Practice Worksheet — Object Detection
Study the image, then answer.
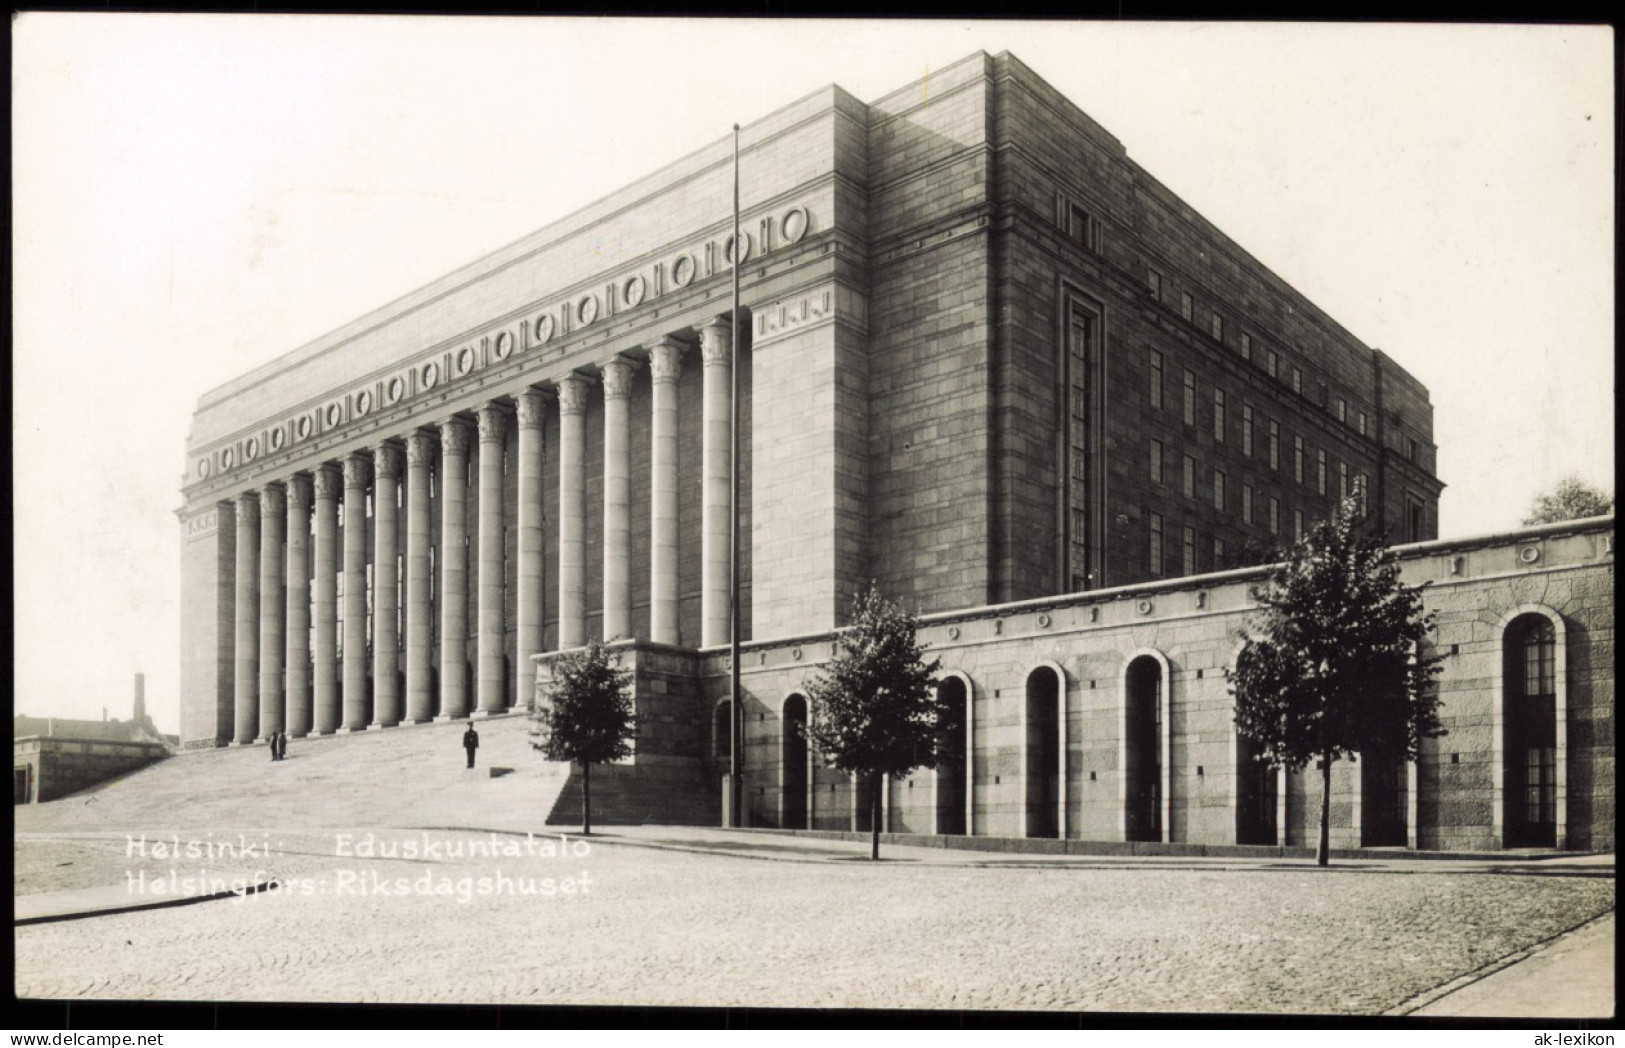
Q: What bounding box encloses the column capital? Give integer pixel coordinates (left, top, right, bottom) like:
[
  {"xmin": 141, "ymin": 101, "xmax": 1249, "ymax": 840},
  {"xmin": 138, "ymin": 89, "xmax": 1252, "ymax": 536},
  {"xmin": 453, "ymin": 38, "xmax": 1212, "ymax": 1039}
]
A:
[
  {"xmin": 557, "ymin": 374, "xmax": 591, "ymax": 416},
  {"xmin": 260, "ymin": 482, "xmax": 286, "ymax": 517},
  {"xmin": 342, "ymin": 452, "xmax": 371, "ymax": 490},
  {"xmin": 649, "ymin": 338, "xmax": 686, "ymax": 384},
  {"xmin": 405, "ymin": 429, "xmax": 437, "ymax": 467},
  {"xmin": 312, "ymin": 464, "xmax": 342, "ymax": 500},
  {"xmin": 601, "ymin": 358, "xmax": 636, "ymax": 400},
  {"xmin": 699, "ymin": 317, "xmax": 733, "ymax": 367},
  {"xmin": 374, "ymin": 443, "xmax": 404, "ymax": 481},
  {"xmin": 235, "ymin": 490, "xmax": 260, "ymax": 523},
  {"xmin": 286, "ymin": 473, "xmax": 313, "ymax": 511},
  {"xmin": 476, "ymin": 401, "xmax": 507, "ymax": 445},
  {"xmin": 438, "ymin": 417, "xmax": 472, "ymax": 456},
  {"xmin": 513, "ymin": 386, "xmax": 548, "ymax": 428}
]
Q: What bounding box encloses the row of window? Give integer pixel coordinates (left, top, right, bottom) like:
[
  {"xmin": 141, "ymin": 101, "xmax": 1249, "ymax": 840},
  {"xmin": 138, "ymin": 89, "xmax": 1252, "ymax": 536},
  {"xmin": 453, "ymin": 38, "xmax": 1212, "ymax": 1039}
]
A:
[
  {"xmin": 1145, "ymin": 270, "xmax": 1373, "ymax": 441},
  {"xmin": 1148, "ymin": 440, "xmax": 1369, "ymax": 516},
  {"xmin": 1147, "ymin": 495, "xmax": 1331, "ymax": 578}
]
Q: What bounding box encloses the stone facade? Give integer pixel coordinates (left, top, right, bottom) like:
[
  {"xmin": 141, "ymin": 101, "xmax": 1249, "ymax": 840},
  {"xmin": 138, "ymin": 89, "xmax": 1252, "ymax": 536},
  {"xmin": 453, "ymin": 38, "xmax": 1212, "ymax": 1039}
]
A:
[{"xmin": 178, "ymin": 51, "xmax": 1520, "ymax": 843}]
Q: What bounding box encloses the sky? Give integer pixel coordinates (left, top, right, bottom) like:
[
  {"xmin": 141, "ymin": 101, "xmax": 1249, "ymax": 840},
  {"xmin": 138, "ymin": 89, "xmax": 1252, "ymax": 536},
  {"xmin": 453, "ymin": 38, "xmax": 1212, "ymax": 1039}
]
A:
[{"xmin": 12, "ymin": 16, "xmax": 1614, "ymax": 735}]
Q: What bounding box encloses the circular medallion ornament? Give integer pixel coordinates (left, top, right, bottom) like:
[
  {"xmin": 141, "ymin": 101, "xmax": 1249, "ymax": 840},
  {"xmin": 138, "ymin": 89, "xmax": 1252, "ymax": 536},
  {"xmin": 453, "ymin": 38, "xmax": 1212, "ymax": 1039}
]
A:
[
  {"xmin": 1519, "ymin": 545, "xmax": 1541, "ymax": 565},
  {"xmin": 577, "ymin": 294, "xmax": 599, "ymax": 327},
  {"xmin": 622, "ymin": 274, "xmax": 646, "ymax": 308},
  {"xmin": 791, "ymin": 647, "xmax": 802, "ymax": 661},
  {"xmin": 671, "ymin": 254, "xmax": 695, "ymax": 289},
  {"xmin": 782, "ymin": 205, "xmax": 809, "ymax": 244},
  {"xmin": 1137, "ymin": 599, "xmax": 1154, "ymax": 616},
  {"xmin": 534, "ymin": 313, "xmax": 555, "ymax": 345},
  {"xmin": 1036, "ymin": 613, "xmax": 1051, "ymax": 628},
  {"xmin": 947, "ymin": 626, "xmax": 960, "ymax": 640},
  {"xmin": 354, "ymin": 390, "xmax": 372, "ymax": 417},
  {"xmin": 493, "ymin": 330, "xmax": 514, "ymax": 361},
  {"xmin": 326, "ymin": 403, "xmax": 343, "ymax": 428},
  {"xmin": 269, "ymin": 428, "xmax": 285, "ymax": 451},
  {"xmin": 296, "ymin": 415, "xmax": 313, "ymax": 440},
  {"xmin": 421, "ymin": 361, "xmax": 439, "ymax": 389},
  {"xmin": 221, "ymin": 446, "xmax": 236, "ymax": 470},
  {"xmin": 456, "ymin": 347, "xmax": 476, "ymax": 376},
  {"xmin": 244, "ymin": 436, "xmax": 260, "ymax": 462},
  {"xmin": 724, "ymin": 232, "xmax": 753, "ymax": 265},
  {"xmin": 197, "ymin": 457, "xmax": 211, "ymax": 479},
  {"xmin": 387, "ymin": 376, "xmax": 406, "ymax": 404}
]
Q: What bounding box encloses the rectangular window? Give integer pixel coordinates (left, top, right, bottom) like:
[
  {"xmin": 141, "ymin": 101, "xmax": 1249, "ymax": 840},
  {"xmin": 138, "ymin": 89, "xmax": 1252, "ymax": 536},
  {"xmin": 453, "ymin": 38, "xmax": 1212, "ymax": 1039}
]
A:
[
  {"xmin": 1182, "ymin": 455, "xmax": 1195, "ymax": 499},
  {"xmin": 1149, "ymin": 350, "xmax": 1164, "ymax": 410},
  {"xmin": 1213, "ymin": 389, "xmax": 1226, "ymax": 443},
  {"xmin": 1150, "ymin": 440, "xmax": 1164, "ymax": 485},
  {"xmin": 1243, "ymin": 404, "xmax": 1255, "ymax": 457},
  {"xmin": 1355, "ymin": 473, "xmax": 1370, "ymax": 516},
  {"xmin": 1294, "ymin": 509, "xmax": 1305, "ymax": 541},
  {"xmin": 1182, "ymin": 369, "xmax": 1195, "ymax": 425},
  {"xmin": 1069, "ymin": 203, "xmax": 1094, "ymax": 248},
  {"xmin": 1407, "ymin": 498, "xmax": 1424, "ymax": 542},
  {"xmin": 1181, "ymin": 291, "xmax": 1194, "ymax": 322},
  {"xmin": 1149, "ymin": 513, "xmax": 1164, "ymax": 576},
  {"xmin": 1409, "ymin": 437, "xmax": 1421, "ymax": 464},
  {"xmin": 1339, "ymin": 461, "xmax": 1349, "ymax": 500},
  {"xmin": 1241, "ymin": 332, "xmax": 1253, "ymax": 362},
  {"xmin": 1213, "ymin": 469, "xmax": 1226, "ymax": 513},
  {"xmin": 1269, "ymin": 497, "xmax": 1280, "ymax": 536},
  {"xmin": 1243, "ymin": 484, "xmax": 1255, "ymax": 525},
  {"xmin": 1358, "ymin": 411, "xmax": 1369, "ymax": 438},
  {"xmin": 1213, "ymin": 536, "xmax": 1226, "ymax": 568},
  {"xmin": 1210, "ymin": 311, "xmax": 1224, "ymax": 341},
  {"xmin": 1293, "ymin": 435, "xmax": 1304, "ymax": 484},
  {"xmin": 1182, "ymin": 526, "xmax": 1196, "ymax": 577},
  {"xmin": 1147, "ymin": 267, "xmax": 1163, "ymax": 301},
  {"xmin": 1292, "ymin": 366, "xmax": 1303, "ymax": 395},
  {"xmin": 1317, "ymin": 449, "xmax": 1327, "ymax": 496},
  {"xmin": 1267, "ymin": 349, "xmax": 1279, "ymax": 379},
  {"xmin": 1337, "ymin": 397, "xmax": 1348, "ymax": 424},
  {"xmin": 1268, "ymin": 420, "xmax": 1280, "ymax": 471}
]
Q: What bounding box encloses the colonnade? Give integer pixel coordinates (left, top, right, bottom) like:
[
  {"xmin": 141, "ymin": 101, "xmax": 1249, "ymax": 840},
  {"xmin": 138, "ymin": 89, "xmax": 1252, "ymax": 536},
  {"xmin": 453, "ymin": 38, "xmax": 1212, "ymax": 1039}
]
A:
[{"xmin": 222, "ymin": 319, "xmax": 735, "ymax": 743}]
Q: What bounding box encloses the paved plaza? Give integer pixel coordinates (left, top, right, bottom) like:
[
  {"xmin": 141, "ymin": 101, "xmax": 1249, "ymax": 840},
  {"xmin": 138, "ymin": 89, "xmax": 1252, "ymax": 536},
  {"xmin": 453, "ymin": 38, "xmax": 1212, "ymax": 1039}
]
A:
[{"xmin": 14, "ymin": 822, "xmax": 1614, "ymax": 1014}]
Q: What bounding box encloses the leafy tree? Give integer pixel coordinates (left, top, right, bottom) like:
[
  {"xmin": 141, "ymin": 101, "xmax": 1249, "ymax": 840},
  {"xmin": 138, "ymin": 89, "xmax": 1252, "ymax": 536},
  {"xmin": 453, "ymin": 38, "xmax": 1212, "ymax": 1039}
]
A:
[
  {"xmin": 1523, "ymin": 475, "xmax": 1614, "ymax": 525},
  {"xmin": 529, "ymin": 640, "xmax": 635, "ymax": 835},
  {"xmin": 803, "ymin": 585, "xmax": 946, "ymax": 860},
  {"xmin": 1231, "ymin": 497, "xmax": 1445, "ymax": 866}
]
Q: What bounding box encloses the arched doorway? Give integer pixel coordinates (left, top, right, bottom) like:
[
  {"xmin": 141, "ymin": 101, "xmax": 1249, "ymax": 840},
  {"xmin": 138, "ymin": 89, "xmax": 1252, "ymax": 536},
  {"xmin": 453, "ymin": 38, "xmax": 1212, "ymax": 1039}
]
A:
[
  {"xmin": 1024, "ymin": 667, "xmax": 1061, "ymax": 838},
  {"xmin": 1360, "ymin": 744, "xmax": 1407, "ymax": 847},
  {"xmin": 782, "ymin": 695, "xmax": 808, "ymax": 830},
  {"xmin": 1124, "ymin": 655, "xmax": 1163, "ymax": 842},
  {"xmin": 1505, "ymin": 614, "xmax": 1558, "ymax": 847},
  {"xmin": 935, "ymin": 677, "xmax": 968, "ymax": 835}
]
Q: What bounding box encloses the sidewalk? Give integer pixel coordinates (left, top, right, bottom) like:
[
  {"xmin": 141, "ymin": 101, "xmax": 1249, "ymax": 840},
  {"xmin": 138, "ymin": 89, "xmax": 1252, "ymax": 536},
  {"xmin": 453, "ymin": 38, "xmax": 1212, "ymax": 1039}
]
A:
[{"xmin": 1405, "ymin": 911, "xmax": 1615, "ymax": 1019}]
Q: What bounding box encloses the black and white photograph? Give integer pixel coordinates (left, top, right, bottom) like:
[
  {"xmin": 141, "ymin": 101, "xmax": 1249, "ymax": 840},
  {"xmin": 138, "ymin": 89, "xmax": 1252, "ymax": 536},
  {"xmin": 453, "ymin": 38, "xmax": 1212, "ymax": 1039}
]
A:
[{"xmin": 11, "ymin": 14, "xmax": 1614, "ymax": 1028}]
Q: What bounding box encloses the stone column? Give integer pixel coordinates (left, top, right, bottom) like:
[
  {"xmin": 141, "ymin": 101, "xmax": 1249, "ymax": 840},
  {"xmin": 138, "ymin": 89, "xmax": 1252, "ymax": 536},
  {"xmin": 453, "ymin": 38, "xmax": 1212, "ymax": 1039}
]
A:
[
  {"xmin": 699, "ymin": 318, "xmax": 733, "ymax": 648},
  {"xmin": 257, "ymin": 482, "xmax": 286, "ymax": 740},
  {"xmin": 285, "ymin": 475, "xmax": 313, "ymax": 737},
  {"xmin": 556, "ymin": 375, "xmax": 589, "ymax": 650},
  {"xmin": 601, "ymin": 358, "xmax": 634, "ymax": 642},
  {"xmin": 312, "ymin": 466, "xmax": 341, "ymax": 734},
  {"xmin": 371, "ymin": 444, "xmax": 402, "ymax": 728},
  {"xmin": 513, "ymin": 388, "xmax": 546, "ymax": 708},
  {"xmin": 475, "ymin": 402, "xmax": 507, "ymax": 716},
  {"xmin": 341, "ymin": 453, "xmax": 371, "ymax": 732},
  {"xmin": 233, "ymin": 492, "xmax": 260, "ymax": 744},
  {"xmin": 404, "ymin": 431, "xmax": 435, "ymax": 723},
  {"xmin": 649, "ymin": 338, "xmax": 685, "ymax": 646},
  {"xmin": 437, "ymin": 418, "xmax": 472, "ymax": 719}
]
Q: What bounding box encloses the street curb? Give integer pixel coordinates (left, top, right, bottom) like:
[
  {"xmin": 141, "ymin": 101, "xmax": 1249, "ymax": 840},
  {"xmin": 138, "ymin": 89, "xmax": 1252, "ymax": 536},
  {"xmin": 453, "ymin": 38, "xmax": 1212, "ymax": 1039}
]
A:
[{"xmin": 15, "ymin": 876, "xmax": 281, "ymax": 927}]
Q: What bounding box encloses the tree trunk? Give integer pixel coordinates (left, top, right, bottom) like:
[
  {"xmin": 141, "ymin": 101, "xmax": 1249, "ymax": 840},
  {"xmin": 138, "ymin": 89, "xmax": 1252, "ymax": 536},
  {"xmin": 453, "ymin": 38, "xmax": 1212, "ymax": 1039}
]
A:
[
  {"xmin": 582, "ymin": 760, "xmax": 592, "ymax": 837},
  {"xmin": 1318, "ymin": 750, "xmax": 1332, "ymax": 867},
  {"xmin": 870, "ymin": 771, "xmax": 882, "ymax": 861}
]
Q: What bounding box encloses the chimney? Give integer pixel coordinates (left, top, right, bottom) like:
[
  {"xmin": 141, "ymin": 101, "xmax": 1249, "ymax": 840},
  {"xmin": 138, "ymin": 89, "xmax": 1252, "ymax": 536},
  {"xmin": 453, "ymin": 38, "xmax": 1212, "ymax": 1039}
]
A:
[{"xmin": 134, "ymin": 672, "xmax": 147, "ymax": 724}]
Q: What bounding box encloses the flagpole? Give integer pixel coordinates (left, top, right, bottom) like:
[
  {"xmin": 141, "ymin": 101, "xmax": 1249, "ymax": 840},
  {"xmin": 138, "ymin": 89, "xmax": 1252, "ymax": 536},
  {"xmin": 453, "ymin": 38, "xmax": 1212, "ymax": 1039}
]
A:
[{"xmin": 728, "ymin": 122, "xmax": 743, "ymax": 829}]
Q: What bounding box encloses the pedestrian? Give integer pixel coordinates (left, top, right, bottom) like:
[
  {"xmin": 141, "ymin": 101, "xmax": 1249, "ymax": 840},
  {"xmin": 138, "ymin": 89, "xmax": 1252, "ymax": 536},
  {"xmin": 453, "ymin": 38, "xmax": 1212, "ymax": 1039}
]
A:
[
  {"xmin": 463, "ymin": 721, "xmax": 479, "ymax": 769},
  {"xmin": 276, "ymin": 730, "xmax": 287, "ymax": 761},
  {"xmin": 269, "ymin": 733, "xmax": 277, "ymax": 761}
]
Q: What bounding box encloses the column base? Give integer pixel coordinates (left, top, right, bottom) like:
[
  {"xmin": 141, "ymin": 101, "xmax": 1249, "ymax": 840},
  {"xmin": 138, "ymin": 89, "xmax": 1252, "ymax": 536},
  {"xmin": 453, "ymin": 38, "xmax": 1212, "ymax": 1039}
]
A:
[
  {"xmin": 335, "ymin": 726, "xmax": 365, "ymax": 735},
  {"xmin": 434, "ymin": 713, "xmax": 472, "ymax": 723},
  {"xmin": 368, "ymin": 721, "xmax": 400, "ymax": 730}
]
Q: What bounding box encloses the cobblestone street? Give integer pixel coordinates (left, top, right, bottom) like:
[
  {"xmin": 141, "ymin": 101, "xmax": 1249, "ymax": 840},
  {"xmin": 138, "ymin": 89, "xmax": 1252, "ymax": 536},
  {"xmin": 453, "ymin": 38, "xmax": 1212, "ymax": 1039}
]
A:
[{"xmin": 14, "ymin": 828, "xmax": 1614, "ymax": 1014}]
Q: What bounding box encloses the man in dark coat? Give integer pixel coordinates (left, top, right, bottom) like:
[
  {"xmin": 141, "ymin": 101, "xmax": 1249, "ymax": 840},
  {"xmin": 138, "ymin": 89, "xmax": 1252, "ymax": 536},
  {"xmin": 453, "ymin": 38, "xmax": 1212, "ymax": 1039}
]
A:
[{"xmin": 463, "ymin": 722, "xmax": 479, "ymax": 769}]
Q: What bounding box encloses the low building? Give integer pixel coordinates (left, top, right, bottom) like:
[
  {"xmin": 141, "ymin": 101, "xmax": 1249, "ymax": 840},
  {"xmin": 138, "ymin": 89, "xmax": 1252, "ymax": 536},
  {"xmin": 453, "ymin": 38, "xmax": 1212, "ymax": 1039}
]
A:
[{"xmin": 13, "ymin": 674, "xmax": 175, "ymax": 804}]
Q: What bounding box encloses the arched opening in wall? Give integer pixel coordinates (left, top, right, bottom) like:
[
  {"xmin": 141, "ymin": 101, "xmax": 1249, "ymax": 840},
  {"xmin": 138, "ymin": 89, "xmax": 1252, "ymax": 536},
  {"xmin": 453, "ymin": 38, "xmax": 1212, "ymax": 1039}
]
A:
[
  {"xmin": 1360, "ymin": 744, "xmax": 1407, "ymax": 847},
  {"xmin": 1505, "ymin": 615, "xmax": 1558, "ymax": 848},
  {"xmin": 1024, "ymin": 668, "xmax": 1060, "ymax": 839},
  {"xmin": 782, "ymin": 695, "xmax": 808, "ymax": 830},
  {"xmin": 936, "ymin": 677, "xmax": 968, "ymax": 836},
  {"xmin": 1125, "ymin": 656, "xmax": 1163, "ymax": 842},
  {"xmin": 1236, "ymin": 730, "xmax": 1278, "ymax": 845},
  {"xmin": 854, "ymin": 773, "xmax": 877, "ymax": 834}
]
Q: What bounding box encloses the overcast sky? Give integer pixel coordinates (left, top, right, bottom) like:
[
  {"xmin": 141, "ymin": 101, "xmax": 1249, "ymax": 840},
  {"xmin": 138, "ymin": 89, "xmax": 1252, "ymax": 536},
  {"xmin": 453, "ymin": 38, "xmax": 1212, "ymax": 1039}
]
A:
[{"xmin": 13, "ymin": 16, "xmax": 1613, "ymax": 734}]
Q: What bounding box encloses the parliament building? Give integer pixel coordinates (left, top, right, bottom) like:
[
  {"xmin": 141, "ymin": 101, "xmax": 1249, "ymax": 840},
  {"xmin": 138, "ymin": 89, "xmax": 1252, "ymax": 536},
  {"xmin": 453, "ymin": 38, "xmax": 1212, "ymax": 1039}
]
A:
[{"xmin": 179, "ymin": 52, "xmax": 1611, "ymax": 852}]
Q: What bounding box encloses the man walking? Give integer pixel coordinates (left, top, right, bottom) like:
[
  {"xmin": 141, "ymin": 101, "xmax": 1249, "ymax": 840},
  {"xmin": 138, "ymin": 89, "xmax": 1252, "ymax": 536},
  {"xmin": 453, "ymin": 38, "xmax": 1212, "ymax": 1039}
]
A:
[{"xmin": 463, "ymin": 721, "xmax": 479, "ymax": 770}]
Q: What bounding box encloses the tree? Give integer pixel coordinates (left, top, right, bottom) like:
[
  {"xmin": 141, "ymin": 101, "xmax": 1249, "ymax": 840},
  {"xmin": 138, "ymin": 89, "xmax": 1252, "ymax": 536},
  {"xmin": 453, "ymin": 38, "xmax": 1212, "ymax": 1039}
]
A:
[
  {"xmin": 529, "ymin": 640, "xmax": 635, "ymax": 835},
  {"xmin": 1523, "ymin": 475, "xmax": 1613, "ymax": 525},
  {"xmin": 1231, "ymin": 496, "xmax": 1445, "ymax": 866},
  {"xmin": 803, "ymin": 585, "xmax": 946, "ymax": 860}
]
